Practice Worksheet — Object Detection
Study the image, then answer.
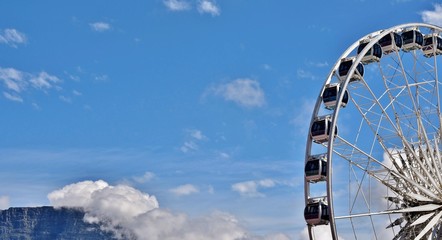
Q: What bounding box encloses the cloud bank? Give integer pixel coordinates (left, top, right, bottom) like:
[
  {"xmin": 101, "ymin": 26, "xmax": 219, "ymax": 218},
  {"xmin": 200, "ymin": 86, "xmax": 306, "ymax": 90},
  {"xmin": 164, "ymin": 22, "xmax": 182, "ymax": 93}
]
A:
[{"xmin": 48, "ymin": 180, "xmax": 289, "ymax": 240}]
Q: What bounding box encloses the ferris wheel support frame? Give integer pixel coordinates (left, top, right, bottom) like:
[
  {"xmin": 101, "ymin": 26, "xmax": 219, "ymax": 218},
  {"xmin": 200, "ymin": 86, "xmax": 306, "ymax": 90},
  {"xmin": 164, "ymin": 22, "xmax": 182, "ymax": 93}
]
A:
[{"xmin": 304, "ymin": 23, "xmax": 442, "ymax": 240}]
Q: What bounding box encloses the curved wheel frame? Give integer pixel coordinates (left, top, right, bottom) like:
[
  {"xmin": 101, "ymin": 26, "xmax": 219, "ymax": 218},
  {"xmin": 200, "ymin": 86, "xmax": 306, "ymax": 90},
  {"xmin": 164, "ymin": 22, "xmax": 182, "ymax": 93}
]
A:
[{"xmin": 304, "ymin": 23, "xmax": 442, "ymax": 240}]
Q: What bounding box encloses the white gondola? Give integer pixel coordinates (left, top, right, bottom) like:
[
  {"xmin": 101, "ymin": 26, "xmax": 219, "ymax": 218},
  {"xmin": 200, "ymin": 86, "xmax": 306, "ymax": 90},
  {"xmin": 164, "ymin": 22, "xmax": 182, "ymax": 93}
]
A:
[
  {"xmin": 322, "ymin": 83, "xmax": 349, "ymax": 110},
  {"xmin": 310, "ymin": 116, "xmax": 337, "ymax": 144},
  {"xmin": 357, "ymin": 40, "xmax": 382, "ymax": 64},
  {"xmin": 422, "ymin": 33, "xmax": 442, "ymax": 57},
  {"xmin": 304, "ymin": 198, "xmax": 329, "ymax": 226},
  {"xmin": 337, "ymin": 57, "xmax": 364, "ymax": 82},
  {"xmin": 378, "ymin": 32, "xmax": 402, "ymax": 54},
  {"xmin": 305, "ymin": 154, "xmax": 327, "ymax": 183},
  {"xmin": 401, "ymin": 28, "xmax": 423, "ymax": 51}
]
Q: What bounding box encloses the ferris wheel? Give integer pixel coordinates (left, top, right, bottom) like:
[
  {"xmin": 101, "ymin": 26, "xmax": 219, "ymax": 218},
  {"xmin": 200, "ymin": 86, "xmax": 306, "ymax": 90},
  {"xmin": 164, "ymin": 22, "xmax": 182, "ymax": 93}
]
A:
[{"xmin": 304, "ymin": 23, "xmax": 442, "ymax": 239}]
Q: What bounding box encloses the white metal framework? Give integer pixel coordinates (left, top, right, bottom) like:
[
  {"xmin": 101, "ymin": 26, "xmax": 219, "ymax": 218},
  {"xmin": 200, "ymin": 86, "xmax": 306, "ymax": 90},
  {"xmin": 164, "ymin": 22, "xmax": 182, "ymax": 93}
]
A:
[{"xmin": 304, "ymin": 23, "xmax": 442, "ymax": 239}]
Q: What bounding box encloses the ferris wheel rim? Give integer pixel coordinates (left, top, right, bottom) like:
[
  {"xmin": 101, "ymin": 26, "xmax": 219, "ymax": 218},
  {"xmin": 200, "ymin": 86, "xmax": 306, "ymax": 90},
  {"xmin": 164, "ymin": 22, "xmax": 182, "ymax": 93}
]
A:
[{"xmin": 304, "ymin": 23, "xmax": 442, "ymax": 240}]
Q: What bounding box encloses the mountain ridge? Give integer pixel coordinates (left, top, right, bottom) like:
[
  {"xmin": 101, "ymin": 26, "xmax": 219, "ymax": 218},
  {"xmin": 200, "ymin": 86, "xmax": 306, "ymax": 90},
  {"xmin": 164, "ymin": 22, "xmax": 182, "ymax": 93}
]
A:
[{"xmin": 0, "ymin": 206, "xmax": 116, "ymax": 240}]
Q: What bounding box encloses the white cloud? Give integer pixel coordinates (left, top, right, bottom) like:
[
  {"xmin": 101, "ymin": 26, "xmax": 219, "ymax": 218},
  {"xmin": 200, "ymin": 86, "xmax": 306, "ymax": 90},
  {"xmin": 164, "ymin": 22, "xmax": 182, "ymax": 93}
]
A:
[
  {"xmin": 212, "ymin": 78, "xmax": 266, "ymax": 108},
  {"xmin": 133, "ymin": 171, "xmax": 155, "ymax": 183},
  {"xmin": 232, "ymin": 179, "xmax": 277, "ymax": 197},
  {"xmin": 3, "ymin": 92, "xmax": 23, "ymax": 102},
  {"xmin": 170, "ymin": 184, "xmax": 199, "ymax": 196},
  {"xmin": 232, "ymin": 181, "xmax": 261, "ymax": 197},
  {"xmin": 0, "ymin": 196, "xmax": 9, "ymax": 210},
  {"xmin": 258, "ymin": 179, "xmax": 276, "ymax": 188},
  {"xmin": 0, "ymin": 29, "xmax": 27, "ymax": 47},
  {"xmin": 89, "ymin": 22, "xmax": 111, "ymax": 32},
  {"xmin": 163, "ymin": 0, "xmax": 191, "ymax": 11},
  {"xmin": 421, "ymin": 4, "xmax": 442, "ymax": 26},
  {"xmin": 48, "ymin": 180, "xmax": 283, "ymax": 240},
  {"xmin": 197, "ymin": 0, "xmax": 220, "ymax": 16}
]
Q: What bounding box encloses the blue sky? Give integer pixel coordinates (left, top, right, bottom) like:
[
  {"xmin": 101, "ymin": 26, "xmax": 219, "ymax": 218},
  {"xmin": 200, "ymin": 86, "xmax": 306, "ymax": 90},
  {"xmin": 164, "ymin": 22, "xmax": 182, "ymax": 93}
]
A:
[{"xmin": 0, "ymin": 0, "xmax": 441, "ymax": 239}]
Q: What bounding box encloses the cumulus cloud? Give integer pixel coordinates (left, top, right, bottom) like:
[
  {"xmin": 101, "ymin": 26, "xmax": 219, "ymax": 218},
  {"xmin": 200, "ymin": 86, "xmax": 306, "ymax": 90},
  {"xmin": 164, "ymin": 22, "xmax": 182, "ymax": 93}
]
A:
[
  {"xmin": 0, "ymin": 196, "xmax": 9, "ymax": 210},
  {"xmin": 48, "ymin": 180, "xmax": 288, "ymax": 240},
  {"xmin": 232, "ymin": 179, "xmax": 277, "ymax": 197},
  {"xmin": 89, "ymin": 22, "xmax": 111, "ymax": 32},
  {"xmin": 0, "ymin": 29, "xmax": 27, "ymax": 47},
  {"xmin": 0, "ymin": 67, "xmax": 63, "ymax": 102},
  {"xmin": 211, "ymin": 78, "xmax": 266, "ymax": 108},
  {"xmin": 170, "ymin": 184, "xmax": 199, "ymax": 196},
  {"xmin": 421, "ymin": 4, "xmax": 442, "ymax": 26},
  {"xmin": 197, "ymin": 0, "xmax": 220, "ymax": 16},
  {"xmin": 163, "ymin": 0, "xmax": 191, "ymax": 11}
]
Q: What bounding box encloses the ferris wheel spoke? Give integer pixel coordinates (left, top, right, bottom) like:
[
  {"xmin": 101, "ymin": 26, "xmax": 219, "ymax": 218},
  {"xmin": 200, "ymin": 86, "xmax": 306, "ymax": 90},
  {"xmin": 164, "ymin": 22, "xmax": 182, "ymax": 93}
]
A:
[
  {"xmin": 336, "ymin": 133, "xmax": 441, "ymax": 201},
  {"xmin": 415, "ymin": 211, "xmax": 442, "ymax": 240}
]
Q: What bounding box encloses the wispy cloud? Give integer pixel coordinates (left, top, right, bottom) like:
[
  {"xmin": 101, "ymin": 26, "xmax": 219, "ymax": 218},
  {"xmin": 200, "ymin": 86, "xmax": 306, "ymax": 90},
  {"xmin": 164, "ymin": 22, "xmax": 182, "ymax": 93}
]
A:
[
  {"xmin": 197, "ymin": 0, "xmax": 220, "ymax": 16},
  {"xmin": 133, "ymin": 171, "xmax": 155, "ymax": 184},
  {"xmin": 163, "ymin": 0, "xmax": 191, "ymax": 11},
  {"xmin": 89, "ymin": 22, "xmax": 111, "ymax": 32},
  {"xmin": 170, "ymin": 184, "xmax": 199, "ymax": 196},
  {"xmin": 421, "ymin": 4, "xmax": 442, "ymax": 26},
  {"xmin": 0, "ymin": 67, "xmax": 63, "ymax": 102},
  {"xmin": 3, "ymin": 92, "xmax": 23, "ymax": 103},
  {"xmin": 0, "ymin": 67, "xmax": 26, "ymax": 92},
  {"xmin": 231, "ymin": 179, "xmax": 276, "ymax": 197},
  {"xmin": 210, "ymin": 78, "xmax": 266, "ymax": 108},
  {"xmin": 0, "ymin": 29, "xmax": 27, "ymax": 47},
  {"xmin": 180, "ymin": 129, "xmax": 207, "ymax": 153},
  {"xmin": 30, "ymin": 71, "xmax": 61, "ymax": 90},
  {"xmin": 297, "ymin": 69, "xmax": 317, "ymax": 81}
]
